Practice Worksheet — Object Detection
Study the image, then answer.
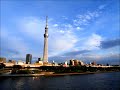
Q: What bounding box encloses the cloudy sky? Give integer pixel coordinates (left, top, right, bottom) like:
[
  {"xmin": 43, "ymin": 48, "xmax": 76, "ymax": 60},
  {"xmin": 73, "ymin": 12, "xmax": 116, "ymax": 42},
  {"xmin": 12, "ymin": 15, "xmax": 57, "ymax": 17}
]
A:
[{"xmin": 0, "ymin": 0, "xmax": 120, "ymax": 64}]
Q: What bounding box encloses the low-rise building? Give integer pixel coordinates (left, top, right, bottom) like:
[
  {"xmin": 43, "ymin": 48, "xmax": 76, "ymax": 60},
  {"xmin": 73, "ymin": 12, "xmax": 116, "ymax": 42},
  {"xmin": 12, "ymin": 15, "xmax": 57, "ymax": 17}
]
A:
[
  {"xmin": 70, "ymin": 59, "xmax": 74, "ymax": 66},
  {"xmin": 0, "ymin": 57, "xmax": 6, "ymax": 63}
]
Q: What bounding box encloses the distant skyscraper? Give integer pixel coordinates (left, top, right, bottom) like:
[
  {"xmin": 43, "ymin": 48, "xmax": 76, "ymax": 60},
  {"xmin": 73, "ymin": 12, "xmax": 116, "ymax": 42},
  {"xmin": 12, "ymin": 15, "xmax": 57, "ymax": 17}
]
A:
[
  {"xmin": 26, "ymin": 54, "xmax": 32, "ymax": 64},
  {"xmin": 43, "ymin": 16, "xmax": 49, "ymax": 63}
]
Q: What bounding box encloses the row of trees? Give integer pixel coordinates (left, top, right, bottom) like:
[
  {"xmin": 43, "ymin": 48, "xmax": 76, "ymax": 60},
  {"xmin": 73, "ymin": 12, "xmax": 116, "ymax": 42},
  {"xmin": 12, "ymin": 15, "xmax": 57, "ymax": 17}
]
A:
[
  {"xmin": 0, "ymin": 63, "xmax": 5, "ymax": 69},
  {"xmin": 39, "ymin": 66, "xmax": 120, "ymax": 73},
  {"xmin": 1, "ymin": 64, "xmax": 120, "ymax": 74}
]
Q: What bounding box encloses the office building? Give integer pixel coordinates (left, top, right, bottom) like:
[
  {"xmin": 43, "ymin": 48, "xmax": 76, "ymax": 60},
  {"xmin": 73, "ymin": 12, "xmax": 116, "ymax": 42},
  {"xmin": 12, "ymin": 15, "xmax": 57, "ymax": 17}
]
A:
[{"xmin": 26, "ymin": 54, "xmax": 32, "ymax": 64}]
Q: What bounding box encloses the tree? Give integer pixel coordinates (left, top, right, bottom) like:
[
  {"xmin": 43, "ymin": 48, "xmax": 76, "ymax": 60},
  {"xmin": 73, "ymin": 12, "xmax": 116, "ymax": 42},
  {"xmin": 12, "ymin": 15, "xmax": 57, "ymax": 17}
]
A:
[{"xmin": 0, "ymin": 63, "xmax": 5, "ymax": 69}]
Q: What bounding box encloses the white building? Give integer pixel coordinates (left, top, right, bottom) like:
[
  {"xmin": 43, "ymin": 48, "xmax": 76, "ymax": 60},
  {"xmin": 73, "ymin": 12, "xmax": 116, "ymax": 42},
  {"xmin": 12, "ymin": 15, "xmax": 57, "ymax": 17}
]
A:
[{"xmin": 17, "ymin": 60, "xmax": 25, "ymax": 65}]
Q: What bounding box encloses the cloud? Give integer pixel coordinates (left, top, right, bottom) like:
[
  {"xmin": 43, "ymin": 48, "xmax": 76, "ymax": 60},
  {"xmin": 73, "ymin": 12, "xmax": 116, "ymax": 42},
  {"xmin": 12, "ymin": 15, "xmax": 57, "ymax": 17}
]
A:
[
  {"xmin": 98, "ymin": 4, "xmax": 106, "ymax": 10},
  {"xmin": 1, "ymin": 48, "xmax": 20, "ymax": 56},
  {"xmin": 77, "ymin": 33, "xmax": 103, "ymax": 50},
  {"xmin": 100, "ymin": 39, "xmax": 120, "ymax": 49},
  {"xmin": 85, "ymin": 33, "xmax": 102, "ymax": 50},
  {"xmin": 49, "ymin": 52, "xmax": 120, "ymax": 65},
  {"xmin": 97, "ymin": 54, "xmax": 120, "ymax": 65},
  {"xmin": 76, "ymin": 27, "xmax": 84, "ymax": 30},
  {"xmin": 19, "ymin": 17, "xmax": 45, "ymax": 42},
  {"xmin": 82, "ymin": 53, "xmax": 120, "ymax": 64},
  {"xmin": 16, "ymin": 13, "xmax": 104, "ymax": 57},
  {"xmin": 49, "ymin": 29, "xmax": 78, "ymax": 54},
  {"xmin": 1, "ymin": 19, "xmax": 119, "ymax": 64},
  {"xmin": 48, "ymin": 33, "xmax": 105, "ymax": 62},
  {"xmin": 62, "ymin": 16, "xmax": 68, "ymax": 20},
  {"xmin": 73, "ymin": 11, "xmax": 101, "ymax": 26},
  {"xmin": 0, "ymin": 28, "xmax": 29, "ymax": 58},
  {"xmin": 59, "ymin": 30, "xmax": 65, "ymax": 33},
  {"xmin": 62, "ymin": 50, "xmax": 90, "ymax": 56},
  {"xmin": 18, "ymin": 17, "xmax": 78, "ymax": 57},
  {"xmin": 53, "ymin": 24, "xmax": 58, "ymax": 27}
]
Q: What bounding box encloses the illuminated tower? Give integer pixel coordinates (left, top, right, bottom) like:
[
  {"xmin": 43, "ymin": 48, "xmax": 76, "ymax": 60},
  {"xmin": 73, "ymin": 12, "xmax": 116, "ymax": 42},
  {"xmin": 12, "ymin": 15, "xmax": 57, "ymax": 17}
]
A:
[{"xmin": 43, "ymin": 16, "xmax": 49, "ymax": 63}]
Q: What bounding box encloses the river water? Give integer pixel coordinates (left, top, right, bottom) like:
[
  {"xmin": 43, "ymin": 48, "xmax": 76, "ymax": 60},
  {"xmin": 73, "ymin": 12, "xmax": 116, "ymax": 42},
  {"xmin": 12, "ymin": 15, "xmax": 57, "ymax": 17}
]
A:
[{"xmin": 0, "ymin": 72, "xmax": 120, "ymax": 90}]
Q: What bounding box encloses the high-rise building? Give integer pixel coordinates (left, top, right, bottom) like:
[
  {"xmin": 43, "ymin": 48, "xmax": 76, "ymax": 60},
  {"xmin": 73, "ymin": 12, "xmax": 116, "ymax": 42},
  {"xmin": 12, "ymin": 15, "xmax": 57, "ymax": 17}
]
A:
[
  {"xmin": 43, "ymin": 16, "xmax": 49, "ymax": 63},
  {"xmin": 26, "ymin": 54, "xmax": 32, "ymax": 64}
]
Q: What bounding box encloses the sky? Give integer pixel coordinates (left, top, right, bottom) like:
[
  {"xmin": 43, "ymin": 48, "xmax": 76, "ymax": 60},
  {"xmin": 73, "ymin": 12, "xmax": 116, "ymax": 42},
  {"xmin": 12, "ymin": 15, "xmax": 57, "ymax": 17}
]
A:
[{"xmin": 0, "ymin": 0, "xmax": 120, "ymax": 65}]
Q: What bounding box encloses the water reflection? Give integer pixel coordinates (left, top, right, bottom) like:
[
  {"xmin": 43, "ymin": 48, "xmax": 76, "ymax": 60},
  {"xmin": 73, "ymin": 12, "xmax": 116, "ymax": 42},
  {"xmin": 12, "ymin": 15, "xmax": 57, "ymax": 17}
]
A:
[
  {"xmin": 0, "ymin": 72, "xmax": 120, "ymax": 90},
  {"xmin": 14, "ymin": 77, "xmax": 25, "ymax": 89},
  {"xmin": 32, "ymin": 77, "xmax": 39, "ymax": 80}
]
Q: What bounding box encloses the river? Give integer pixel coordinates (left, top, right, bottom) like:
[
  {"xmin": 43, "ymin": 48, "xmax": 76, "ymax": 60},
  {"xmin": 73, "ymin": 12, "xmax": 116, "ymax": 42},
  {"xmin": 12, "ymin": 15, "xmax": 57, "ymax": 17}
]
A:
[{"xmin": 0, "ymin": 72, "xmax": 120, "ymax": 90}]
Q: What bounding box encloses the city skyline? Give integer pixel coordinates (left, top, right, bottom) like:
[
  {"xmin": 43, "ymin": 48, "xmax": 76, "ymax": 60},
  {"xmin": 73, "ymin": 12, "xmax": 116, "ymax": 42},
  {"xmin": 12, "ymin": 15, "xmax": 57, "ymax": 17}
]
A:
[{"xmin": 0, "ymin": 0, "xmax": 120, "ymax": 64}]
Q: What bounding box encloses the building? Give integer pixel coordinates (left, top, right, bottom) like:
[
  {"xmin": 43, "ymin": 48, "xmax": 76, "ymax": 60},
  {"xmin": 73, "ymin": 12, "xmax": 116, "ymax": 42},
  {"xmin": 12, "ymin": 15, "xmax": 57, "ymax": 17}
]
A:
[
  {"xmin": 0, "ymin": 57, "xmax": 6, "ymax": 63},
  {"xmin": 91, "ymin": 61, "xmax": 97, "ymax": 66},
  {"xmin": 63, "ymin": 61, "xmax": 68, "ymax": 67},
  {"xmin": 79, "ymin": 60, "xmax": 85, "ymax": 66},
  {"xmin": 8, "ymin": 60, "xmax": 16, "ymax": 64},
  {"xmin": 2, "ymin": 59, "xmax": 16, "ymax": 67},
  {"xmin": 70, "ymin": 59, "xmax": 74, "ymax": 66},
  {"xmin": 70, "ymin": 59, "xmax": 85, "ymax": 66},
  {"xmin": 43, "ymin": 16, "xmax": 49, "ymax": 63},
  {"xmin": 38, "ymin": 58, "xmax": 42, "ymax": 61},
  {"xmin": 65, "ymin": 61, "xmax": 68, "ymax": 65},
  {"xmin": 36, "ymin": 58, "xmax": 43, "ymax": 65},
  {"xmin": 38, "ymin": 61, "xmax": 43, "ymax": 65},
  {"xmin": 26, "ymin": 54, "xmax": 32, "ymax": 64},
  {"xmin": 17, "ymin": 60, "xmax": 25, "ymax": 65},
  {"xmin": 74, "ymin": 60, "xmax": 79, "ymax": 66}
]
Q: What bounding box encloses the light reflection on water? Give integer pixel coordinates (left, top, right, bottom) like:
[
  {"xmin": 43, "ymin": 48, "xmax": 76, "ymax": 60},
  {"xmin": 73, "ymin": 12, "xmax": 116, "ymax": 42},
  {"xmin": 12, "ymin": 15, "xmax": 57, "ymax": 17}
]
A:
[
  {"xmin": 0, "ymin": 72, "xmax": 120, "ymax": 90},
  {"xmin": 32, "ymin": 77, "xmax": 39, "ymax": 80}
]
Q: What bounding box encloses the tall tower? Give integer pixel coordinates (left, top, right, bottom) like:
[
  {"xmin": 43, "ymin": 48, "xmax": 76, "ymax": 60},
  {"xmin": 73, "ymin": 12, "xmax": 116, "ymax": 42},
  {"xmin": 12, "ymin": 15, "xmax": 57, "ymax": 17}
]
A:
[{"xmin": 43, "ymin": 16, "xmax": 49, "ymax": 63}]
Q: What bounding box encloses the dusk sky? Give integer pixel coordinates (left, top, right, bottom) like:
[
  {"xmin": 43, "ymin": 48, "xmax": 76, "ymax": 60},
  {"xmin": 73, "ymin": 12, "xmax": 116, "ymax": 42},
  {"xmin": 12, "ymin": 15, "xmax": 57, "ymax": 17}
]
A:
[{"xmin": 0, "ymin": 0, "xmax": 120, "ymax": 64}]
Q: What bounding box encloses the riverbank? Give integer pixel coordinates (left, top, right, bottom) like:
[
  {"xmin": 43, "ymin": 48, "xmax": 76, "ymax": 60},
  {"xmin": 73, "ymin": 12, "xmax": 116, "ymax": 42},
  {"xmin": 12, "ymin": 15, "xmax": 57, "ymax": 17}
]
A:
[
  {"xmin": 44, "ymin": 71, "xmax": 119, "ymax": 76},
  {"xmin": 0, "ymin": 71, "xmax": 119, "ymax": 77}
]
